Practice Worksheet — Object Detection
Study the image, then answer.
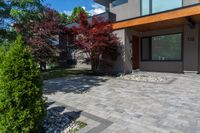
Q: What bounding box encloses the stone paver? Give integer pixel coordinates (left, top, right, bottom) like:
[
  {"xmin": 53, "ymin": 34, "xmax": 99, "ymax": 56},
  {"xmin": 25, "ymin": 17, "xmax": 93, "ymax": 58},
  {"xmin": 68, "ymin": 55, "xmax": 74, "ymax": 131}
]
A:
[{"xmin": 44, "ymin": 73, "xmax": 200, "ymax": 133}]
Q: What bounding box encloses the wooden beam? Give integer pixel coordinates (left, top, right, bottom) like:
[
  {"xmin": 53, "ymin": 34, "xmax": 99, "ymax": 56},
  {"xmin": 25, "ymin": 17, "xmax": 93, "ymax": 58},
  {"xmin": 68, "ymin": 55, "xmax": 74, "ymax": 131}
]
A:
[{"xmin": 112, "ymin": 5, "xmax": 200, "ymax": 30}]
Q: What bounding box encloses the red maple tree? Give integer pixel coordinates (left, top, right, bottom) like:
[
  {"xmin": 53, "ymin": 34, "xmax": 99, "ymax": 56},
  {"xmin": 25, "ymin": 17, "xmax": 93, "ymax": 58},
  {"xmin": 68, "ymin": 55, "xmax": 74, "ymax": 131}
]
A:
[
  {"xmin": 14, "ymin": 8, "xmax": 71, "ymax": 70},
  {"xmin": 72, "ymin": 12, "xmax": 119, "ymax": 72}
]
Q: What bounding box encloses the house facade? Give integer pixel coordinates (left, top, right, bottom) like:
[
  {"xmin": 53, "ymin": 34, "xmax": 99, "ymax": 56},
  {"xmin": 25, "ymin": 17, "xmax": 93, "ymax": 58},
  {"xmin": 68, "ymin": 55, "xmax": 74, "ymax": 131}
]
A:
[{"xmin": 95, "ymin": 0, "xmax": 200, "ymax": 74}]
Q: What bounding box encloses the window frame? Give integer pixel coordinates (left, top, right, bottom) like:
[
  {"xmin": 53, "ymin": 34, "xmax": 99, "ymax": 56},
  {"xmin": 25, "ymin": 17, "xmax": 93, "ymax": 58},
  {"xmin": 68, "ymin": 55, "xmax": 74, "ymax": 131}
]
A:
[
  {"xmin": 141, "ymin": 33, "xmax": 183, "ymax": 62},
  {"xmin": 140, "ymin": 0, "xmax": 183, "ymax": 16},
  {"xmin": 111, "ymin": 0, "xmax": 128, "ymax": 7}
]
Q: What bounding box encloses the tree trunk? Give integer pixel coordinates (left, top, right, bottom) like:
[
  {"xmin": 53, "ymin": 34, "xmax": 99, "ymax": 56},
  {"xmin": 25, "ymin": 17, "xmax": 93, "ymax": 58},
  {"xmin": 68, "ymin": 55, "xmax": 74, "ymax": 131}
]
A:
[
  {"xmin": 91, "ymin": 59, "xmax": 97, "ymax": 73},
  {"xmin": 39, "ymin": 61, "xmax": 46, "ymax": 71},
  {"xmin": 90, "ymin": 51, "xmax": 100, "ymax": 74}
]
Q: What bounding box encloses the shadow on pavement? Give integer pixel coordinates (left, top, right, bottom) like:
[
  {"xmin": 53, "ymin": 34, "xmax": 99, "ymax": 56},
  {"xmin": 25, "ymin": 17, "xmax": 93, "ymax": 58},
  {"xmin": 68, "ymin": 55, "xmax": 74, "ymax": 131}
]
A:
[{"xmin": 43, "ymin": 76, "xmax": 108, "ymax": 94}]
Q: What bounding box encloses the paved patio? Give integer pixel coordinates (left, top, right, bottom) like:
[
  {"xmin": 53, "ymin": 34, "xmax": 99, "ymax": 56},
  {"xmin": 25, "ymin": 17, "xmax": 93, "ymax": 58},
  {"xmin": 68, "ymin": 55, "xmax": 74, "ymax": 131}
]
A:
[{"xmin": 44, "ymin": 73, "xmax": 200, "ymax": 133}]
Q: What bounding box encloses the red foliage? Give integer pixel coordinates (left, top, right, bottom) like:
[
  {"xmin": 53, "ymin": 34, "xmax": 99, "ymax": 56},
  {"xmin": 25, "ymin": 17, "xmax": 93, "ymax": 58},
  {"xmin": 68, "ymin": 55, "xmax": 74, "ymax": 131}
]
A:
[
  {"xmin": 72, "ymin": 12, "xmax": 119, "ymax": 70},
  {"xmin": 14, "ymin": 8, "xmax": 70, "ymax": 66}
]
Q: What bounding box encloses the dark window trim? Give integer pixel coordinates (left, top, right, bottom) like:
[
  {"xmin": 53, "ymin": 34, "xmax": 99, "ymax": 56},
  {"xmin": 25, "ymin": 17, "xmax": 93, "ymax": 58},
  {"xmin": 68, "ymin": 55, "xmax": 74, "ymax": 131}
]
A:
[
  {"xmin": 140, "ymin": 0, "xmax": 183, "ymax": 16},
  {"xmin": 141, "ymin": 37, "xmax": 151, "ymax": 61},
  {"xmin": 141, "ymin": 32, "xmax": 183, "ymax": 62},
  {"xmin": 111, "ymin": 0, "xmax": 128, "ymax": 7}
]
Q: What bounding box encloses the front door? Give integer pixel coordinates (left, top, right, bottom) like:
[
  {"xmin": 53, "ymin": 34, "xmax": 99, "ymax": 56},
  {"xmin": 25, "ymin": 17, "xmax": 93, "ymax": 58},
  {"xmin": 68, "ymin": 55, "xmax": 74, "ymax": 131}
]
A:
[{"xmin": 132, "ymin": 36, "xmax": 140, "ymax": 69}]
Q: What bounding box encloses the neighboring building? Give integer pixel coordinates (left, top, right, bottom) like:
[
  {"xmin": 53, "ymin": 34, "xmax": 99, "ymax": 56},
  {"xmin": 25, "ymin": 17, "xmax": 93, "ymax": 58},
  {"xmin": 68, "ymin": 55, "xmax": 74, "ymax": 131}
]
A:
[{"xmin": 95, "ymin": 0, "xmax": 200, "ymax": 74}]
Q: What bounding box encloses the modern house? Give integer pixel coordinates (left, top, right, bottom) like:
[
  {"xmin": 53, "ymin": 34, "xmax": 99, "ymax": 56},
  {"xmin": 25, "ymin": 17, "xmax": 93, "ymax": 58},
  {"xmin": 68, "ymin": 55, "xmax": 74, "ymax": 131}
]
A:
[{"xmin": 95, "ymin": 0, "xmax": 200, "ymax": 74}]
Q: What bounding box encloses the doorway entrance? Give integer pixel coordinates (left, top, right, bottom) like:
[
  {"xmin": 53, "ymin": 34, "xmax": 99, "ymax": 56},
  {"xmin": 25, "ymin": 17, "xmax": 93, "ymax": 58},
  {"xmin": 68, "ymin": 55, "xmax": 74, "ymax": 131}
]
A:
[{"xmin": 132, "ymin": 36, "xmax": 140, "ymax": 69}]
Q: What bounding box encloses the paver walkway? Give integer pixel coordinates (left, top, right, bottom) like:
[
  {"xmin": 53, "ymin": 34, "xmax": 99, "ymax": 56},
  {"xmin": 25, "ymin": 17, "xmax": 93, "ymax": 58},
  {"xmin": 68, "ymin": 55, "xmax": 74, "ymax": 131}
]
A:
[{"xmin": 44, "ymin": 73, "xmax": 200, "ymax": 133}]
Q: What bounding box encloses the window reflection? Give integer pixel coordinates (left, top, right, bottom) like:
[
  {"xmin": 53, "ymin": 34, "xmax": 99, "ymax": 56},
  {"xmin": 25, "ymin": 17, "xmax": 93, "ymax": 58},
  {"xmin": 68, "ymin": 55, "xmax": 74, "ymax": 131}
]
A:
[
  {"xmin": 141, "ymin": 0, "xmax": 182, "ymax": 15},
  {"xmin": 112, "ymin": 0, "xmax": 128, "ymax": 7}
]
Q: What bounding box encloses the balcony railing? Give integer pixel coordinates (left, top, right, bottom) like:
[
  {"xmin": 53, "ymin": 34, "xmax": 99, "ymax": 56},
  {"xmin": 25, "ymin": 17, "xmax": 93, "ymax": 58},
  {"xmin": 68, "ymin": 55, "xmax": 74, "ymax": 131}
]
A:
[
  {"xmin": 95, "ymin": 0, "xmax": 200, "ymax": 21},
  {"xmin": 67, "ymin": 12, "xmax": 116, "ymax": 28},
  {"xmin": 95, "ymin": 12, "xmax": 116, "ymax": 22}
]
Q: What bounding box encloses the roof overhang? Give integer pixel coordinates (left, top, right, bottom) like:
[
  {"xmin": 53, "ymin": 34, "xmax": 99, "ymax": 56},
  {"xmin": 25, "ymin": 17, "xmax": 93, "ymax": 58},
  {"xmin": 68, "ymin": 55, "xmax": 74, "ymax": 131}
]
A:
[
  {"xmin": 94, "ymin": 0, "xmax": 109, "ymax": 7},
  {"xmin": 112, "ymin": 4, "xmax": 200, "ymax": 32}
]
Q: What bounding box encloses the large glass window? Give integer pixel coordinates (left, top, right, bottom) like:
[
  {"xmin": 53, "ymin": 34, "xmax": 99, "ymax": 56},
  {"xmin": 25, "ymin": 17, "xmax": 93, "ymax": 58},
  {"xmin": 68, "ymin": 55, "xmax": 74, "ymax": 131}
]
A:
[
  {"xmin": 152, "ymin": 0, "xmax": 182, "ymax": 13},
  {"xmin": 141, "ymin": 33, "xmax": 182, "ymax": 61},
  {"xmin": 141, "ymin": 0, "xmax": 182, "ymax": 16},
  {"xmin": 112, "ymin": 0, "xmax": 128, "ymax": 7},
  {"xmin": 141, "ymin": 0, "xmax": 150, "ymax": 16}
]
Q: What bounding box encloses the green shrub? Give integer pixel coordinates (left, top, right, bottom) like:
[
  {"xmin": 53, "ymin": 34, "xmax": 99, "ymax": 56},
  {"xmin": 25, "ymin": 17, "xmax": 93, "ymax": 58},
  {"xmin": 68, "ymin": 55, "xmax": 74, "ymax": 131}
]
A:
[
  {"xmin": 0, "ymin": 42, "xmax": 12, "ymax": 64},
  {"xmin": 0, "ymin": 46, "xmax": 4, "ymax": 63},
  {"xmin": 0, "ymin": 44, "xmax": 7, "ymax": 63},
  {"xmin": 0, "ymin": 36, "xmax": 46, "ymax": 133}
]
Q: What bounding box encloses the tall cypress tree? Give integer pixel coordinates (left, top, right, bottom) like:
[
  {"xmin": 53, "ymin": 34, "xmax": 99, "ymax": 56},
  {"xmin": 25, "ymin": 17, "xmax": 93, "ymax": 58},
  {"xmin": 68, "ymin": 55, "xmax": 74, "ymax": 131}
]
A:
[{"xmin": 0, "ymin": 35, "xmax": 46, "ymax": 132}]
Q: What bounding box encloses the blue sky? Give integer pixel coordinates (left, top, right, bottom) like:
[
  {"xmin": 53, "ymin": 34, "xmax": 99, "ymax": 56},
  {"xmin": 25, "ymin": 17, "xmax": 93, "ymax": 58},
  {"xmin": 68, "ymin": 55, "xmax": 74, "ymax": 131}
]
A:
[{"xmin": 43, "ymin": 0, "xmax": 105, "ymax": 15}]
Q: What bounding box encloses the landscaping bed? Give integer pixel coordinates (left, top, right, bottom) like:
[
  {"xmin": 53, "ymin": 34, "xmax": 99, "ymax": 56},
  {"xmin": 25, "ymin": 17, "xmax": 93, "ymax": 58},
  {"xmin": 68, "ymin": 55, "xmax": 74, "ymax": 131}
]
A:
[
  {"xmin": 119, "ymin": 72, "xmax": 175, "ymax": 84},
  {"xmin": 44, "ymin": 102, "xmax": 87, "ymax": 133}
]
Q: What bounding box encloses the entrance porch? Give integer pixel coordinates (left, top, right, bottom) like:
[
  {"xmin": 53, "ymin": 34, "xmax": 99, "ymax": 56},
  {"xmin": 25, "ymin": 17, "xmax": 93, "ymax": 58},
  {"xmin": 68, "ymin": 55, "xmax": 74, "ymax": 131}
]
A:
[{"xmin": 111, "ymin": 5, "xmax": 200, "ymax": 74}]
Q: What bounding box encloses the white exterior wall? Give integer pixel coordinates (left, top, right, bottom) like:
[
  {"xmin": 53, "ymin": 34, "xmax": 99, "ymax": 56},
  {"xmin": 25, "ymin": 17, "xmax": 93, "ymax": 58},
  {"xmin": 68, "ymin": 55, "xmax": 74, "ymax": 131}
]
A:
[
  {"xmin": 109, "ymin": 0, "xmax": 141, "ymax": 21},
  {"xmin": 101, "ymin": 29, "xmax": 126, "ymax": 74}
]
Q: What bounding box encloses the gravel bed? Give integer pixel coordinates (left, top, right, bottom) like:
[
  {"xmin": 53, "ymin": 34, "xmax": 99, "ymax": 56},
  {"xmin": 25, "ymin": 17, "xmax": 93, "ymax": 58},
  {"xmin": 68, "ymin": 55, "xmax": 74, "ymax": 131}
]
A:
[
  {"xmin": 119, "ymin": 72, "xmax": 174, "ymax": 83},
  {"xmin": 43, "ymin": 103, "xmax": 86, "ymax": 133}
]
